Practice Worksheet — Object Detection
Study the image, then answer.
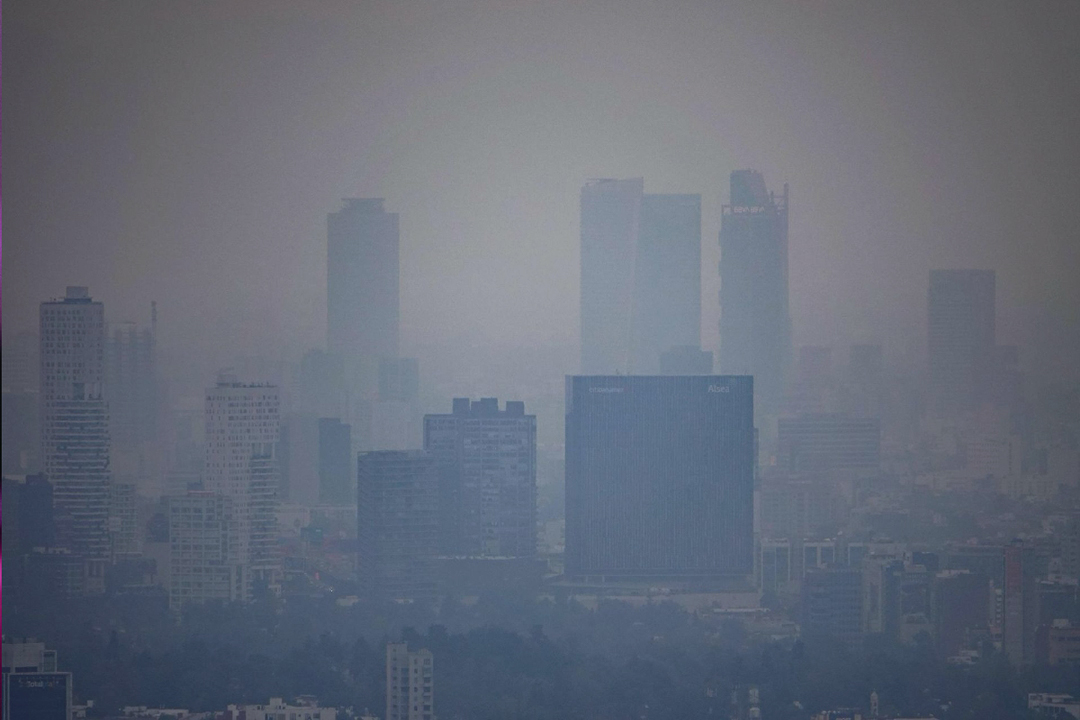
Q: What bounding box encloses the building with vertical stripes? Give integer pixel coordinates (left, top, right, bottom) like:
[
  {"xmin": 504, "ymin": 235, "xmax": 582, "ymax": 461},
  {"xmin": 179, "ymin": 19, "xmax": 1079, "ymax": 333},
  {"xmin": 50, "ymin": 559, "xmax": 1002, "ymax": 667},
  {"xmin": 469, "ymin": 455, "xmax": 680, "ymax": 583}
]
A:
[
  {"xmin": 423, "ymin": 397, "xmax": 537, "ymax": 559},
  {"xmin": 564, "ymin": 375, "xmax": 754, "ymax": 581},
  {"xmin": 357, "ymin": 451, "xmax": 440, "ymax": 602},
  {"xmin": 39, "ymin": 286, "xmax": 111, "ymax": 594}
]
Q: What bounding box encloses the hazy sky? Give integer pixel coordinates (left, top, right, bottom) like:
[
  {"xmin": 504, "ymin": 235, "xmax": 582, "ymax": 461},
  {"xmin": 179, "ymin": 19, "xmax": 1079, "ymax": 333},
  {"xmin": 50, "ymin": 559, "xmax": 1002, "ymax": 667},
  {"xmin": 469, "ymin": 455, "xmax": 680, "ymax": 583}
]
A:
[{"xmin": 5, "ymin": 1, "xmax": 1079, "ymax": 384}]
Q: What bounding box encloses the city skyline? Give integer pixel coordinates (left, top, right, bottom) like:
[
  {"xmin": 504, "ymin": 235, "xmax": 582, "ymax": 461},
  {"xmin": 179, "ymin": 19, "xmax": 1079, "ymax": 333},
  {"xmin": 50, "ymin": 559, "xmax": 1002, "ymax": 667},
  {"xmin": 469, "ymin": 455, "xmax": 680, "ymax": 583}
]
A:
[
  {"xmin": 4, "ymin": 3, "xmax": 1080, "ymax": 718},
  {"xmin": 5, "ymin": 2, "xmax": 1079, "ymax": 388}
]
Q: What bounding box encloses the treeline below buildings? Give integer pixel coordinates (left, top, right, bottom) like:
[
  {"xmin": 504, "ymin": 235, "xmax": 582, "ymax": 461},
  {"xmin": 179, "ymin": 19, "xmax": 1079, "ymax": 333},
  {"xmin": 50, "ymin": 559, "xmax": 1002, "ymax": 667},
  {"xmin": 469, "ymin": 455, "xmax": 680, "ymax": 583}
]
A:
[{"xmin": 5, "ymin": 591, "xmax": 1078, "ymax": 720}]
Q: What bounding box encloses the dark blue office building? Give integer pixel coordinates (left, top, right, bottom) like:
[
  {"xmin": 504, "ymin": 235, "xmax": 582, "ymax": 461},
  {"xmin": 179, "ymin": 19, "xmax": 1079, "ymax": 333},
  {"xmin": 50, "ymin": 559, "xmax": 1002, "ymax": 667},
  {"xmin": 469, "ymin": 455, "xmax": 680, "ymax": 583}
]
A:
[{"xmin": 565, "ymin": 375, "xmax": 754, "ymax": 581}]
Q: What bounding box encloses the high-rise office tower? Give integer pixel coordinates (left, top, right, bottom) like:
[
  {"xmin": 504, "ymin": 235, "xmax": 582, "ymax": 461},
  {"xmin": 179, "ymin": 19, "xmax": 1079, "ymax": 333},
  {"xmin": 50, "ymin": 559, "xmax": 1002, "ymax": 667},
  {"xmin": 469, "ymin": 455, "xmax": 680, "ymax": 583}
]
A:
[
  {"xmin": 386, "ymin": 642, "xmax": 434, "ymax": 720},
  {"xmin": 104, "ymin": 306, "xmax": 159, "ymax": 448},
  {"xmin": 357, "ymin": 451, "xmax": 439, "ymax": 602},
  {"xmin": 201, "ymin": 374, "xmax": 282, "ymax": 603},
  {"xmin": 565, "ymin": 375, "xmax": 754, "ymax": 581},
  {"xmin": 1003, "ymin": 541, "xmax": 1040, "ymax": 666},
  {"xmin": 423, "ymin": 398, "xmax": 537, "ymax": 558},
  {"xmin": 580, "ymin": 178, "xmax": 643, "ymax": 374},
  {"xmin": 318, "ymin": 418, "xmax": 353, "ymax": 506},
  {"xmin": 167, "ymin": 491, "xmax": 235, "ymax": 611},
  {"xmin": 39, "ymin": 286, "xmax": 111, "ymax": 592},
  {"xmin": 279, "ymin": 413, "xmax": 320, "ymax": 506},
  {"xmin": 327, "ymin": 198, "xmax": 400, "ymax": 393},
  {"xmin": 580, "ymin": 179, "xmax": 703, "ymax": 375},
  {"xmin": 842, "ymin": 344, "xmax": 883, "ymax": 417},
  {"xmin": 718, "ymin": 171, "xmax": 790, "ymax": 414},
  {"xmin": 372, "ymin": 357, "xmax": 421, "ymax": 451},
  {"xmin": 927, "ymin": 269, "xmax": 996, "ymax": 416},
  {"xmin": 632, "ymin": 194, "xmax": 702, "ymax": 373}
]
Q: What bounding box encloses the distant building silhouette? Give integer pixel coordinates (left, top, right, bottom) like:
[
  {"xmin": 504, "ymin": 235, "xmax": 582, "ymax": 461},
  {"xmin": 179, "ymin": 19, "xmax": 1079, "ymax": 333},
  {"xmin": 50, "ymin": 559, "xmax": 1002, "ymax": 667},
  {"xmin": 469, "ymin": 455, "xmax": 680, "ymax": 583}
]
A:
[
  {"xmin": 372, "ymin": 357, "xmax": 421, "ymax": 451},
  {"xmin": 580, "ymin": 178, "xmax": 643, "ymax": 374},
  {"xmin": 580, "ymin": 180, "xmax": 703, "ymax": 374},
  {"xmin": 39, "ymin": 286, "xmax": 111, "ymax": 594},
  {"xmin": 632, "ymin": 193, "xmax": 702, "ymax": 373},
  {"xmin": 104, "ymin": 307, "xmax": 159, "ymax": 448},
  {"xmin": 327, "ymin": 198, "xmax": 400, "ymax": 395},
  {"xmin": 318, "ymin": 418, "xmax": 353, "ymax": 506},
  {"xmin": 3, "ymin": 474, "xmax": 56, "ymax": 558},
  {"xmin": 718, "ymin": 171, "xmax": 790, "ymax": 414},
  {"xmin": 659, "ymin": 346, "xmax": 714, "ymax": 375},
  {"xmin": 801, "ymin": 566, "xmax": 863, "ymax": 645},
  {"xmin": 927, "ymin": 269, "xmax": 996, "ymax": 416},
  {"xmin": 423, "ymin": 398, "xmax": 537, "ymax": 558},
  {"xmin": 280, "ymin": 413, "xmax": 320, "ymax": 506},
  {"xmin": 357, "ymin": 451, "xmax": 439, "ymax": 602},
  {"xmin": 565, "ymin": 375, "xmax": 754, "ymax": 581}
]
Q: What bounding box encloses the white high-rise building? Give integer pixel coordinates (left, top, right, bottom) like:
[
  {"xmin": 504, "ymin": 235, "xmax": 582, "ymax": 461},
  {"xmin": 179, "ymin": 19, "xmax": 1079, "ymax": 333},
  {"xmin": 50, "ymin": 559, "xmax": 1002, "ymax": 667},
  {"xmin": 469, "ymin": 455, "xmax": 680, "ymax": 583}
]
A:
[
  {"xmin": 168, "ymin": 491, "xmax": 236, "ymax": 611},
  {"xmin": 39, "ymin": 286, "xmax": 111, "ymax": 594},
  {"xmin": 386, "ymin": 642, "xmax": 434, "ymax": 720},
  {"xmin": 199, "ymin": 373, "xmax": 282, "ymax": 603}
]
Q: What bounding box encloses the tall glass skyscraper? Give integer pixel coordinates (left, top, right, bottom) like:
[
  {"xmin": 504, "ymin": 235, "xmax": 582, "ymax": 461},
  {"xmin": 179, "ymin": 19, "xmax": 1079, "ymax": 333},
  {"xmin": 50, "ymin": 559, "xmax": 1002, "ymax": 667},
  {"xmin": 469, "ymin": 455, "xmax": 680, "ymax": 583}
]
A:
[
  {"xmin": 718, "ymin": 170, "xmax": 790, "ymax": 414},
  {"xmin": 580, "ymin": 180, "xmax": 703, "ymax": 375},
  {"xmin": 39, "ymin": 286, "xmax": 111, "ymax": 594},
  {"xmin": 327, "ymin": 198, "xmax": 400, "ymax": 393}
]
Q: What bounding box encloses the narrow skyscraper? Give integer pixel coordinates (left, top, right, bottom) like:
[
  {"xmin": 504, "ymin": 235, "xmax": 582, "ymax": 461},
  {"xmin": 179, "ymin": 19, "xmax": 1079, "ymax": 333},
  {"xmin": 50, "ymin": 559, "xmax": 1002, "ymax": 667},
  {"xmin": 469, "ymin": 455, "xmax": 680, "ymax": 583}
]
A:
[
  {"xmin": 632, "ymin": 193, "xmax": 702, "ymax": 373},
  {"xmin": 718, "ymin": 171, "xmax": 790, "ymax": 414},
  {"xmin": 104, "ymin": 306, "xmax": 159, "ymax": 448},
  {"xmin": 580, "ymin": 178, "xmax": 643, "ymax": 374},
  {"xmin": 565, "ymin": 375, "xmax": 754, "ymax": 581},
  {"xmin": 580, "ymin": 180, "xmax": 703, "ymax": 375},
  {"xmin": 327, "ymin": 198, "xmax": 400, "ymax": 392},
  {"xmin": 318, "ymin": 417, "xmax": 353, "ymax": 506},
  {"xmin": 927, "ymin": 269, "xmax": 996, "ymax": 416},
  {"xmin": 39, "ymin": 286, "xmax": 111, "ymax": 594}
]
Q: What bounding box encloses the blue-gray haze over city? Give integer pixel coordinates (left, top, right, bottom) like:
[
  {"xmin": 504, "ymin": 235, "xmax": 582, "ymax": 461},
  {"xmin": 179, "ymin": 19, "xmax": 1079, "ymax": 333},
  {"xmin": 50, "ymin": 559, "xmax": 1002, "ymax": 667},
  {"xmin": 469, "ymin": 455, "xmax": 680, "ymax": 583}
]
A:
[{"xmin": 3, "ymin": 2, "xmax": 1080, "ymax": 720}]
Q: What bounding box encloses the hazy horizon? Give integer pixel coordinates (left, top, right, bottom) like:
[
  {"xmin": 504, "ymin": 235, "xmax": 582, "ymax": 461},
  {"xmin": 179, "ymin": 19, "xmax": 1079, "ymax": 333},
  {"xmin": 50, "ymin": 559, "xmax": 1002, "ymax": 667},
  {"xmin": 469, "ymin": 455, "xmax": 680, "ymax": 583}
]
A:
[{"xmin": 5, "ymin": 1, "xmax": 1080, "ymax": 388}]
